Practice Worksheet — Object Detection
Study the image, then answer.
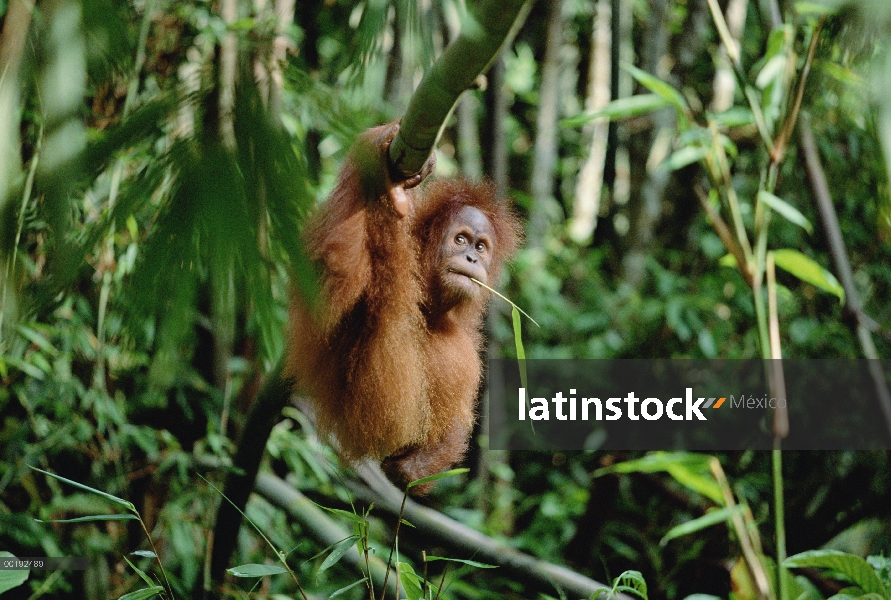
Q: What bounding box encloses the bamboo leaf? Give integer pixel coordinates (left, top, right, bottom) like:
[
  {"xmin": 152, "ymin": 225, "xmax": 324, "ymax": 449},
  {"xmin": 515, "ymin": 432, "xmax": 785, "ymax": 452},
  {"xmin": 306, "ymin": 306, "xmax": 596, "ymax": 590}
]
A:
[
  {"xmin": 36, "ymin": 514, "xmax": 138, "ymax": 523},
  {"xmin": 771, "ymin": 249, "xmax": 844, "ymax": 302},
  {"xmin": 123, "ymin": 555, "xmax": 156, "ymax": 589},
  {"xmin": 561, "ymin": 94, "xmax": 670, "ymax": 127},
  {"xmin": 624, "ymin": 64, "xmax": 688, "ymax": 114},
  {"xmin": 227, "ymin": 564, "xmax": 290, "ymax": 577},
  {"xmin": 329, "ymin": 578, "xmax": 369, "ymax": 598},
  {"xmin": 408, "ymin": 467, "xmax": 470, "ymax": 488},
  {"xmin": 319, "ymin": 538, "xmax": 356, "ymax": 572},
  {"xmin": 660, "ymin": 508, "xmax": 734, "ymax": 545},
  {"xmin": 661, "ymin": 146, "xmax": 708, "ymax": 172},
  {"xmin": 397, "ymin": 562, "xmax": 425, "ymax": 600},
  {"xmin": 595, "ymin": 453, "xmax": 723, "ymax": 504},
  {"xmin": 758, "ymin": 192, "xmax": 813, "ymax": 233},
  {"xmin": 29, "ymin": 466, "xmax": 136, "ymax": 511},
  {"xmin": 426, "ymin": 556, "xmax": 498, "ymax": 569},
  {"xmin": 117, "ymin": 587, "xmax": 164, "ymax": 600}
]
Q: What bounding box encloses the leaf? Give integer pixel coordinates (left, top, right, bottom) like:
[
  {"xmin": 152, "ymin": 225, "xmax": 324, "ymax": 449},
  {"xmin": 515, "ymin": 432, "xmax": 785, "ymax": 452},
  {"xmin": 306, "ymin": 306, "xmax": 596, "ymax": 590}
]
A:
[
  {"xmin": 116, "ymin": 587, "xmax": 165, "ymax": 600},
  {"xmin": 0, "ymin": 552, "xmax": 29, "ymax": 594},
  {"xmin": 4, "ymin": 356, "xmax": 47, "ymax": 380},
  {"xmin": 660, "ymin": 508, "xmax": 734, "ymax": 545},
  {"xmin": 408, "ymin": 468, "xmax": 470, "ymax": 489},
  {"xmin": 784, "ymin": 550, "xmax": 888, "ymax": 596},
  {"xmin": 397, "ymin": 562, "xmax": 425, "ymax": 600},
  {"xmin": 595, "ymin": 453, "xmax": 723, "ymax": 504},
  {"xmin": 36, "ymin": 514, "xmax": 139, "ymax": 523},
  {"xmin": 316, "ymin": 505, "xmax": 366, "ymax": 524},
  {"xmin": 836, "ymin": 594, "xmax": 887, "ymax": 600},
  {"xmin": 469, "ymin": 277, "xmax": 538, "ymax": 326},
  {"xmin": 319, "ymin": 538, "xmax": 356, "ymax": 572},
  {"xmin": 794, "ymin": 2, "xmax": 839, "ymax": 16},
  {"xmin": 624, "ymin": 64, "xmax": 688, "ymax": 114},
  {"xmin": 561, "ymin": 94, "xmax": 670, "ymax": 127},
  {"xmin": 719, "ymin": 254, "xmax": 738, "ymax": 268},
  {"xmin": 513, "ymin": 307, "xmax": 529, "ymax": 392},
  {"xmin": 771, "ymin": 249, "xmax": 844, "ymax": 302},
  {"xmin": 426, "ymin": 556, "xmax": 498, "ymax": 569},
  {"xmin": 756, "ymin": 54, "xmax": 788, "ymax": 90},
  {"xmin": 227, "ymin": 564, "xmax": 291, "ymax": 577},
  {"xmin": 17, "ymin": 325, "xmax": 58, "ymax": 355},
  {"xmin": 661, "ymin": 146, "xmax": 708, "ymax": 172},
  {"xmin": 758, "ymin": 191, "xmax": 813, "ymax": 233},
  {"xmin": 609, "ymin": 570, "xmax": 649, "ymax": 600},
  {"xmin": 123, "ymin": 555, "xmax": 156, "ymax": 589},
  {"xmin": 29, "ymin": 466, "xmax": 136, "ymax": 511},
  {"xmin": 710, "ymin": 107, "xmax": 756, "ymax": 128},
  {"xmin": 131, "ymin": 551, "xmax": 157, "ymax": 559},
  {"xmin": 307, "ymin": 535, "xmax": 358, "ymax": 563},
  {"xmin": 329, "ymin": 578, "xmax": 369, "ymax": 598}
]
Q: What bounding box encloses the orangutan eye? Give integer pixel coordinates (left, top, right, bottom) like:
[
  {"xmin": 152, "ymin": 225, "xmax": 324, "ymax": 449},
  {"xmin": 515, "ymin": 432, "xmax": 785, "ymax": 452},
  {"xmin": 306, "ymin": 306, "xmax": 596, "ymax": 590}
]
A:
[{"xmin": 455, "ymin": 235, "xmax": 467, "ymax": 245}]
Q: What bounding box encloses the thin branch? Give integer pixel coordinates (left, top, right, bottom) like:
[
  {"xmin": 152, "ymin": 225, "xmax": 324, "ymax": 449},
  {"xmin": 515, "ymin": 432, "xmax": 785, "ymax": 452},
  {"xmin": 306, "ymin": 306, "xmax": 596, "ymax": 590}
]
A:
[
  {"xmin": 388, "ymin": 0, "xmax": 531, "ymax": 176},
  {"xmin": 705, "ymin": 0, "xmax": 773, "ymax": 147},
  {"xmin": 710, "ymin": 458, "xmax": 772, "ymax": 600},
  {"xmin": 696, "ymin": 187, "xmax": 753, "ymax": 287},
  {"xmin": 765, "ymin": 253, "xmax": 788, "ymax": 440},
  {"xmin": 771, "ymin": 17, "xmax": 824, "ymax": 165},
  {"xmin": 799, "ymin": 115, "xmax": 891, "ymax": 437}
]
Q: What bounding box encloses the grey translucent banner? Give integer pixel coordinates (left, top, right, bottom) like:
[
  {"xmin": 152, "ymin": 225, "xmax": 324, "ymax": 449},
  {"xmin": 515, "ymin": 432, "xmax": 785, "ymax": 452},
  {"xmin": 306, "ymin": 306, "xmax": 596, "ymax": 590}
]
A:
[
  {"xmin": 0, "ymin": 557, "xmax": 89, "ymax": 570},
  {"xmin": 487, "ymin": 359, "xmax": 891, "ymax": 451}
]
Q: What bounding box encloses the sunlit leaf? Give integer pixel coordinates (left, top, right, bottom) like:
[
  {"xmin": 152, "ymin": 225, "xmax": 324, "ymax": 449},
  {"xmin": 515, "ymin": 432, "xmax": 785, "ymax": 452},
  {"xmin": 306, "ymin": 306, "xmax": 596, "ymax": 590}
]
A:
[
  {"xmin": 408, "ymin": 467, "xmax": 470, "ymax": 488},
  {"xmin": 595, "ymin": 453, "xmax": 723, "ymax": 504},
  {"xmin": 624, "ymin": 64, "xmax": 688, "ymax": 114},
  {"xmin": 227, "ymin": 564, "xmax": 290, "ymax": 577},
  {"xmin": 661, "ymin": 146, "xmax": 708, "ymax": 172},
  {"xmin": 561, "ymin": 94, "xmax": 670, "ymax": 127},
  {"xmin": 758, "ymin": 191, "xmax": 813, "ymax": 233},
  {"xmin": 710, "ymin": 107, "xmax": 756, "ymax": 128},
  {"xmin": 772, "ymin": 249, "xmax": 844, "ymax": 302},
  {"xmin": 660, "ymin": 508, "xmax": 734, "ymax": 545}
]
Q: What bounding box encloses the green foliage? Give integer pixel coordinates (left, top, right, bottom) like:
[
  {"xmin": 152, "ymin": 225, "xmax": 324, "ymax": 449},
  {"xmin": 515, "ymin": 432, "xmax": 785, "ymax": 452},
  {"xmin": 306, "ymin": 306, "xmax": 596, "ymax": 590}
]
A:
[
  {"xmin": 590, "ymin": 570, "xmax": 649, "ymax": 600},
  {"xmin": 784, "ymin": 550, "xmax": 890, "ymax": 599}
]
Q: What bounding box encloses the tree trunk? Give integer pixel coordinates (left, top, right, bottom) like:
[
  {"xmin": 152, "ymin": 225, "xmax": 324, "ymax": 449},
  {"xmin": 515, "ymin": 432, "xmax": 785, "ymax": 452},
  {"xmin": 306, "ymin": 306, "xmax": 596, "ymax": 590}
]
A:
[
  {"xmin": 620, "ymin": 0, "xmax": 672, "ymax": 287},
  {"xmin": 569, "ymin": 0, "xmax": 612, "ymax": 244},
  {"xmin": 482, "ymin": 58, "xmax": 509, "ymax": 193},
  {"xmin": 527, "ymin": 0, "xmax": 564, "ymax": 247}
]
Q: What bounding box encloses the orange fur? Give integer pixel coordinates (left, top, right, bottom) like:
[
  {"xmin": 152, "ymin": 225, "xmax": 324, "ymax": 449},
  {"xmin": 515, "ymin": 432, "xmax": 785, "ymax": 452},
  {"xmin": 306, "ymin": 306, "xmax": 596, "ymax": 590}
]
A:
[{"xmin": 286, "ymin": 124, "xmax": 522, "ymax": 490}]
